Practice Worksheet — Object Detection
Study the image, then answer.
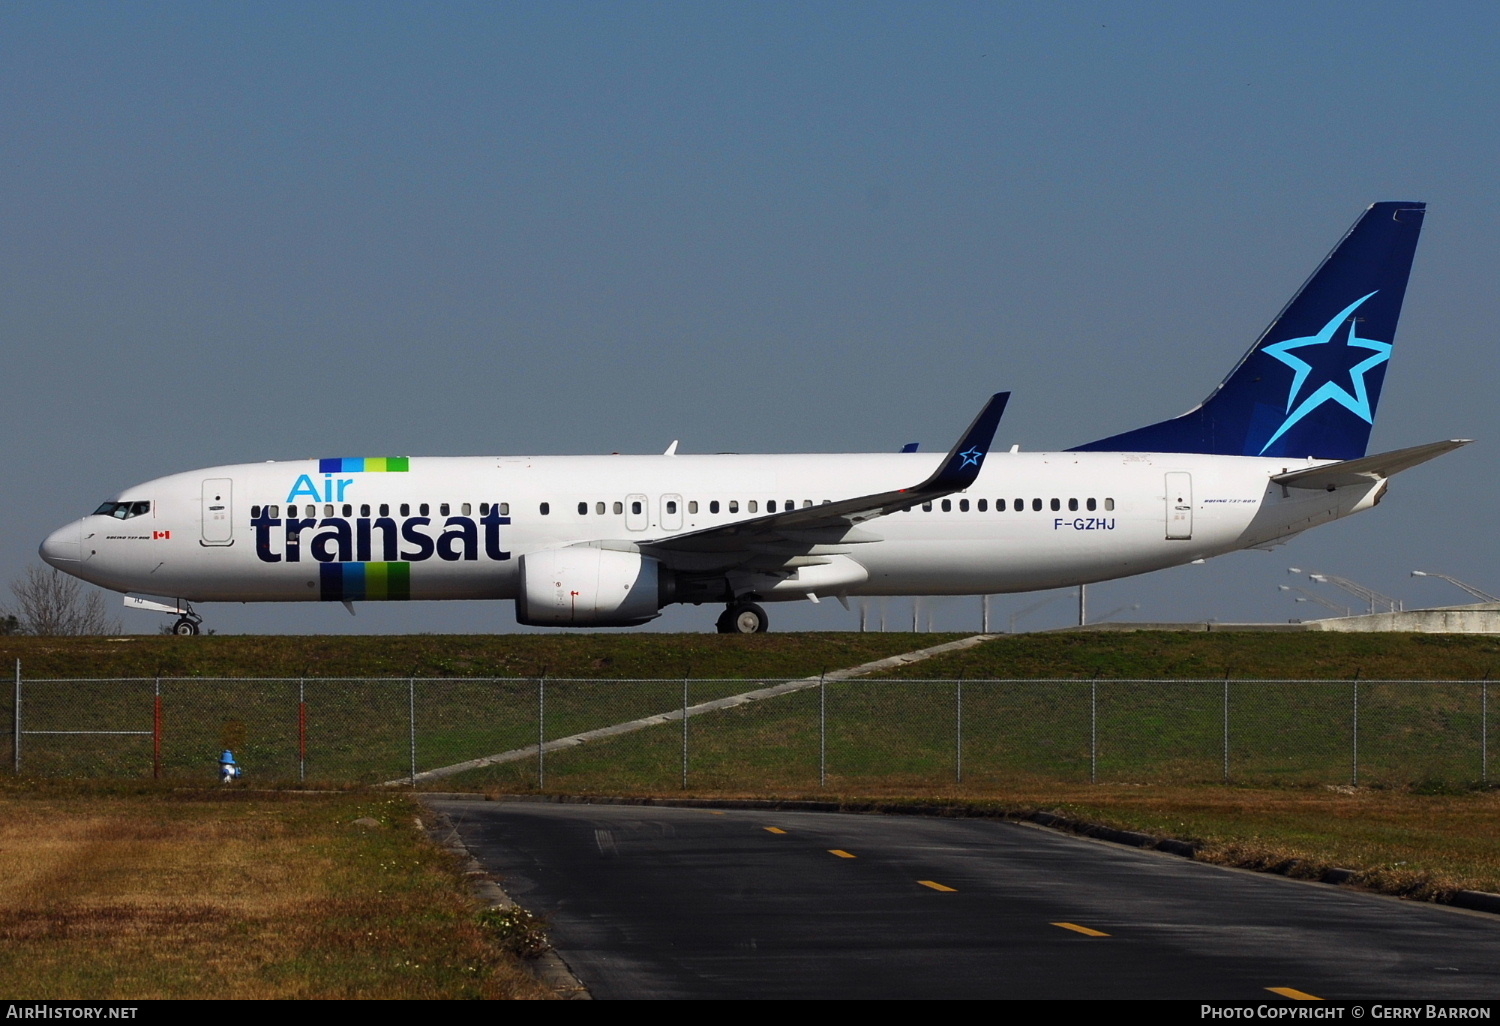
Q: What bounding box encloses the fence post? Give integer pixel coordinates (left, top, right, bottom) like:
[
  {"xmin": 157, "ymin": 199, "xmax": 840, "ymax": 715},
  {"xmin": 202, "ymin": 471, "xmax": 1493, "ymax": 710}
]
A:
[
  {"xmin": 1222, "ymin": 677, "xmax": 1229, "ymax": 785},
  {"xmin": 955, "ymin": 679, "xmax": 963, "ymax": 785},
  {"xmin": 298, "ymin": 678, "xmax": 307, "ymax": 785},
  {"xmin": 538, "ymin": 677, "xmax": 546, "ymax": 791},
  {"xmin": 1090, "ymin": 680, "xmax": 1097, "ymax": 785},
  {"xmin": 1483, "ymin": 679, "xmax": 1489, "ymax": 786},
  {"xmin": 13, "ymin": 659, "xmax": 19, "ymax": 775},
  {"xmin": 681, "ymin": 677, "xmax": 689, "ymax": 790},
  {"xmin": 408, "ymin": 677, "xmax": 417, "ymax": 788},
  {"xmin": 819, "ymin": 672, "xmax": 826, "ymax": 789},
  {"xmin": 153, "ymin": 678, "xmax": 162, "ymax": 781},
  {"xmin": 1352, "ymin": 680, "xmax": 1360, "ymax": 788}
]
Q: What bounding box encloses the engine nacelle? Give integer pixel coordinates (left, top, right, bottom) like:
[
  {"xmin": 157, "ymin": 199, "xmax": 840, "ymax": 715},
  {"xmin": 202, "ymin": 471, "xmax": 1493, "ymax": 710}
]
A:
[{"xmin": 515, "ymin": 547, "xmax": 664, "ymax": 627}]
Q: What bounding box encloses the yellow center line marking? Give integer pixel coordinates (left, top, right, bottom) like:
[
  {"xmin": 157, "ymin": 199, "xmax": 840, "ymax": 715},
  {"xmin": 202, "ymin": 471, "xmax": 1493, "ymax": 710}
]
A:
[
  {"xmin": 917, "ymin": 880, "xmax": 957, "ymax": 892},
  {"xmin": 1266, "ymin": 987, "xmax": 1323, "ymax": 1001},
  {"xmin": 828, "ymin": 849, "xmax": 856, "ymax": 859},
  {"xmin": 764, "ymin": 827, "xmax": 787, "ymax": 834},
  {"xmin": 1051, "ymin": 922, "xmax": 1110, "ymax": 937}
]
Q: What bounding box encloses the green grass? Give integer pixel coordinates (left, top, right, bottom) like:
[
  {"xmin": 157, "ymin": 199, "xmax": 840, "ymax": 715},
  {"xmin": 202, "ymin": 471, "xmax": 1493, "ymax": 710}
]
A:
[{"xmin": 0, "ymin": 632, "xmax": 950, "ymax": 680}]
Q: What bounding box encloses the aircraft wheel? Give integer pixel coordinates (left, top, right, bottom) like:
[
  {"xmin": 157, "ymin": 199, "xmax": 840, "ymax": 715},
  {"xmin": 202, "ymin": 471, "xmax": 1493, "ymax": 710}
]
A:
[
  {"xmin": 172, "ymin": 618, "xmax": 200, "ymax": 636},
  {"xmin": 727, "ymin": 602, "xmax": 768, "ymax": 634}
]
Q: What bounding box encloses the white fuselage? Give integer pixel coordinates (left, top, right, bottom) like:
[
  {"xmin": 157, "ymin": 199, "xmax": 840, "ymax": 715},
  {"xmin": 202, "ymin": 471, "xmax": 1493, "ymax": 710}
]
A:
[{"xmin": 42, "ymin": 450, "xmax": 1383, "ymax": 609}]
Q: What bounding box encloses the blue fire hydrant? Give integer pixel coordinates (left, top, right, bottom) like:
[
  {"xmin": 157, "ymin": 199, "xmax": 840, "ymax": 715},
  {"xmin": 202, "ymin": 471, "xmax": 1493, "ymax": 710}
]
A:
[{"xmin": 219, "ymin": 750, "xmax": 242, "ymax": 784}]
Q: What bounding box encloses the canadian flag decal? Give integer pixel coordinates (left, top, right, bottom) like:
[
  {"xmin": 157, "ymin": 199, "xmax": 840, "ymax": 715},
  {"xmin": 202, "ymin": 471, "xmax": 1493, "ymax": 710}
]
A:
[{"xmin": 153, "ymin": 530, "xmax": 171, "ymax": 540}]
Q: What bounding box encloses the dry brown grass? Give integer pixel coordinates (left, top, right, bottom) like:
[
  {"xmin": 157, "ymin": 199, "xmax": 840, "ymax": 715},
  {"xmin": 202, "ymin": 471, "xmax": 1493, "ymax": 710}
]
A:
[{"xmin": 0, "ymin": 783, "xmax": 552, "ymax": 999}]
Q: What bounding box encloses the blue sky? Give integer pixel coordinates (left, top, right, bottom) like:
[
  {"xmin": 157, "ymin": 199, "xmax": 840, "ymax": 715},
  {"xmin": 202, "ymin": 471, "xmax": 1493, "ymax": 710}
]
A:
[{"xmin": 3, "ymin": 1, "xmax": 1498, "ymax": 634}]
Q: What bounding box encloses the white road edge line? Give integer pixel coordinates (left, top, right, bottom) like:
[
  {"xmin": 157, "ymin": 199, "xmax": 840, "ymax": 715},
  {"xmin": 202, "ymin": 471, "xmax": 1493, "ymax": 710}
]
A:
[{"xmin": 381, "ymin": 634, "xmax": 1001, "ymax": 787}]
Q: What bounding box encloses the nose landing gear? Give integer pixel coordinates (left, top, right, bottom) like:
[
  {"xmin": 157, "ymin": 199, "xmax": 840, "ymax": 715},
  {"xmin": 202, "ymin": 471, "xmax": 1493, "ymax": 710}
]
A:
[{"xmin": 716, "ymin": 601, "xmax": 768, "ymax": 634}]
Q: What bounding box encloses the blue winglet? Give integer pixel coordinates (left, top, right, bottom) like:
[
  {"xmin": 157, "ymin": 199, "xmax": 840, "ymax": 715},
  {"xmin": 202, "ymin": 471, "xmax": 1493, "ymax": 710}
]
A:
[{"xmin": 921, "ymin": 392, "xmax": 1009, "ymax": 492}]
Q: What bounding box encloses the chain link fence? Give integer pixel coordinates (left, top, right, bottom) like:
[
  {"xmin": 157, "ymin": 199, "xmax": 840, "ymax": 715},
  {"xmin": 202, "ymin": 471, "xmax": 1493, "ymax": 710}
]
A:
[{"xmin": 4, "ymin": 664, "xmax": 1491, "ymax": 790}]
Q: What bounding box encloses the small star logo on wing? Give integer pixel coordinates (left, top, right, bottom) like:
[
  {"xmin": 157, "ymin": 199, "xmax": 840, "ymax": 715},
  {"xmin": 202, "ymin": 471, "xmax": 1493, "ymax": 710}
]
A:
[
  {"xmin": 958, "ymin": 447, "xmax": 984, "ymax": 467},
  {"xmin": 1257, "ymin": 292, "xmax": 1392, "ymax": 455}
]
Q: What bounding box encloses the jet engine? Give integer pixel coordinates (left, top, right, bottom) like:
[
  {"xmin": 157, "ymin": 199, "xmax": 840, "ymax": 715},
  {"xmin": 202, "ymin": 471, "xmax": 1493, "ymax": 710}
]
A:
[{"xmin": 515, "ymin": 547, "xmax": 666, "ymax": 627}]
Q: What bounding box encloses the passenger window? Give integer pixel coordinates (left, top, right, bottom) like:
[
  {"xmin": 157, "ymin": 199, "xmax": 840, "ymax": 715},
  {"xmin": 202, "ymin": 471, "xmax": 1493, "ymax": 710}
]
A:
[
  {"xmin": 419, "ymin": 503, "xmax": 430, "ymax": 516},
  {"xmin": 1032, "ymin": 498, "xmax": 1042, "ymax": 511},
  {"xmin": 270, "ymin": 505, "xmax": 279, "ymax": 518},
  {"xmin": 977, "ymin": 499, "xmax": 987, "ymax": 512},
  {"xmin": 802, "ymin": 499, "xmax": 813, "ymax": 508},
  {"xmin": 941, "ymin": 499, "xmax": 952, "ymax": 512},
  {"xmin": 540, "ymin": 502, "xmax": 550, "ymax": 515},
  {"xmin": 613, "ymin": 501, "xmax": 623, "ymax": 514},
  {"xmin": 400, "ymin": 504, "xmax": 410, "ymax": 516},
  {"xmin": 729, "ymin": 500, "xmax": 739, "ymax": 513},
  {"xmin": 688, "ymin": 500, "xmax": 698, "ymax": 514},
  {"xmin": 360, "ymin": 504, "xmax": 370, "ymax": 517},
  {"xmin": 440, "ymin": 503, "xmax": 450, "ymax": 516},
  {"xmin": 343, "ymin": 504, "xmax": 353, "ymax": 517},
  {"xmin": 1087, "ymin": 498, "xmax": 1097, "ymax": 512},
  {"xmin": 1104, "ymin": 498, "xmax": 1115, "ymax": 511},
  {"xmin": 748, "ymin": 501, "xmax": 758, "ymax": 513},
  {"xmin": 767, "ymin": 500, "xmax": 777, "ymax": 513},
  {"xmin": 666, "ymin": 500, "xmax": 677, "ymax": 514},
  {"xmin": 1050, "ymin": 499, "xmax": 1060, "ymax": 512},
  {"xmin": 922, "ymin": 502, "xmax": 933, "ymax": 512},
  {"xmin": 995, "ymin": 499, "xmax": 1005, "ymax": 511},
  {"xmin": 462, "ymin": 503, "xmax": 472, "ymax": 515},
  {"xmin": 499, "ymin": 503, "xmax": 510, "ymax": 515},
  {"xmin": 596, "ymin": 501, "xmax": 606, "ymax": 515},
  {"xmin": 380, "ymin": 504, "xmax": 390, "ymax": 516},
  {"xmin": 1068, "ymin": 498, "xmax": 1078, "ymax": 512},
  {"xmin": 631, "ymin": 501, "xmax": 642, "ymax": 515},
  {"xmin": 959, "ymin": 499, "xmax": 969, "ymax": 512},
  {"xmin": 1015, "ymin": 498, "xmax": 1025, "ymax": 511},
  {"xmin": 710, "ymin": 500, "xmax": 720, "ymax": 514},
  {"xmin": 251, "ymin": 505, "xmax": 261, "ymax": 518},
  {"xmin": 578, "ymin": 502, "xmax": 588, "ymax": 515},
  {"xmin": 479, "ymin": 503, "xmax": 489, "ymax": 515},
  {"xmin": 324, "ymin": 504, "xmax": 334, "ymax": 517}
]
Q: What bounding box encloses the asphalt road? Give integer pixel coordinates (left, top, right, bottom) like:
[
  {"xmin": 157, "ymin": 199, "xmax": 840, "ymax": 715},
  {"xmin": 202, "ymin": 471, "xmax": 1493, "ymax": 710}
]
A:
[{"xmin": 429, "ymin": 799, "xmax": 1500, "ymax": 1000}]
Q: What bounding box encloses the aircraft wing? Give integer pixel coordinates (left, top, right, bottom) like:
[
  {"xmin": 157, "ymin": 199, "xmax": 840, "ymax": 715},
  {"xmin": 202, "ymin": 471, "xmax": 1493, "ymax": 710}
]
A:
[
  {"xmin": 637, "ymin": 393, "xmax": 1009, "ymax": 574},
  {"xmin": 1271, "ymin": 438, "xmax": 1472, "ymax": 491}
]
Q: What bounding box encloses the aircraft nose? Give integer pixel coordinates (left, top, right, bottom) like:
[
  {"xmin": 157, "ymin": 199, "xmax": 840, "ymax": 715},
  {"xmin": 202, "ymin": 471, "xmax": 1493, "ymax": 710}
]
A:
[{"xmin": 39, "ymin": 521, "xmax": 82, "ymax": 568}]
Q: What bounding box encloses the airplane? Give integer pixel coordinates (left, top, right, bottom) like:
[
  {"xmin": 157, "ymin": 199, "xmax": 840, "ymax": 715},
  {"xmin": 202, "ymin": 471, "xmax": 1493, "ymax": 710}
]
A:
[{"xmin": 39, "ymin": 201, "xmax": 1468, "ymax": 636}]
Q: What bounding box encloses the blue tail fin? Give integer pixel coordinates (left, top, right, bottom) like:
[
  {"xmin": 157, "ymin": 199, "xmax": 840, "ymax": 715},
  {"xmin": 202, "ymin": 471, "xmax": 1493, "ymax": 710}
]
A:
[{"xmin": 1070, "ymin": 202, "xmax": 1426, "ymax": 460}]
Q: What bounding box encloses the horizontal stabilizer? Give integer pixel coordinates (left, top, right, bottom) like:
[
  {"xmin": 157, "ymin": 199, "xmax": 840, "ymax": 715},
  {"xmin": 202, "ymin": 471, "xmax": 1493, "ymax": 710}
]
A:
[{"xmin": 1272, "ymin": 439, "xmax": 1471, "ymax": 490}]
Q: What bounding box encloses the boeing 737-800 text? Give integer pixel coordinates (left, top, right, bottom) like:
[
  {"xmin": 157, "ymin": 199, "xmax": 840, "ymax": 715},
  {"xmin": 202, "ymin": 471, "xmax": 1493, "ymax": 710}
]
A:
[{"xmin": 40, "ymin": 202, "xmax": 1466, "ymax": 634}]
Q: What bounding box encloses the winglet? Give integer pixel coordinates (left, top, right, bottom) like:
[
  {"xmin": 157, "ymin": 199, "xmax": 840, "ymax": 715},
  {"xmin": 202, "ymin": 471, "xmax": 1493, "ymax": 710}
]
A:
[{"xmin": 918, "ymin": 392, "xmax": 1010, "ymax": 492}]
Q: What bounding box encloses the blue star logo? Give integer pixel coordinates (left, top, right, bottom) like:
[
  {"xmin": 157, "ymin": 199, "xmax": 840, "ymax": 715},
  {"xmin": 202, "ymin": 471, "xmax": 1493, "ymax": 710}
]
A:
[
  {"xmin": 958, "ymin": 447, "xmax": 983, "ymax": 468},
  {"xmin": 1257, "ymin": 292, "xmax": 1391, "ymax": 455}
]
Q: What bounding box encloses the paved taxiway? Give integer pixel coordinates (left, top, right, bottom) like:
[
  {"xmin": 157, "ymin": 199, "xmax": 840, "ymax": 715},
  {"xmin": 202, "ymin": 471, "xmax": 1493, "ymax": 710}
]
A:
[{"xmin": 429, "ymin": 799, "xmax": 1500, "ymax": 1000}]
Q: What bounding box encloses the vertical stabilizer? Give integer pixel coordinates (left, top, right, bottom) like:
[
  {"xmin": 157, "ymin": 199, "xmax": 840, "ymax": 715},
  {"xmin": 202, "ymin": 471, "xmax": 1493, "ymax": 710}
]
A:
[{"xmin": 1070, "ymin": 202, "xmax": 1425, "ymax": 460}]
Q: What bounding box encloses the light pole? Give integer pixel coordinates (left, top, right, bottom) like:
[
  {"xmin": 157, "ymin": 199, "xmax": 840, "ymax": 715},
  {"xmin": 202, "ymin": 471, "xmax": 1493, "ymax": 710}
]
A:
[
  {"xmin": 1410, "ymin": 570, "xmax": 1500, "ymax": 603},
  {"xmin": 1278, "ymin": 584, "xmax": 1350, "ymax": 618},
  {"xmin": 1288, "ymin": 567, "xmax": 1400, "ymax": 614}
]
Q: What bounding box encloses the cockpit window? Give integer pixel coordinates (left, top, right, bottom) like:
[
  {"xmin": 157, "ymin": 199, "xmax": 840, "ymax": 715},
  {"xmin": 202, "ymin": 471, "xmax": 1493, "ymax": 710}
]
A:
[{"xmin": 93, "ymin": 501, "xmax": 151, "ymax": 520}]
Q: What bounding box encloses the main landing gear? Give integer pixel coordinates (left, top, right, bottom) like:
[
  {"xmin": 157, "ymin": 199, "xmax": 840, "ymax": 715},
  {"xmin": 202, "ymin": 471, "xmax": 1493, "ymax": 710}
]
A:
[
  {"xmin": 171, "ymin": 603, "xmax": 203, "ymax": 636},
  {"xmin": 716, "ymin": 601, "xmax": 769, "ymax": 634}
]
